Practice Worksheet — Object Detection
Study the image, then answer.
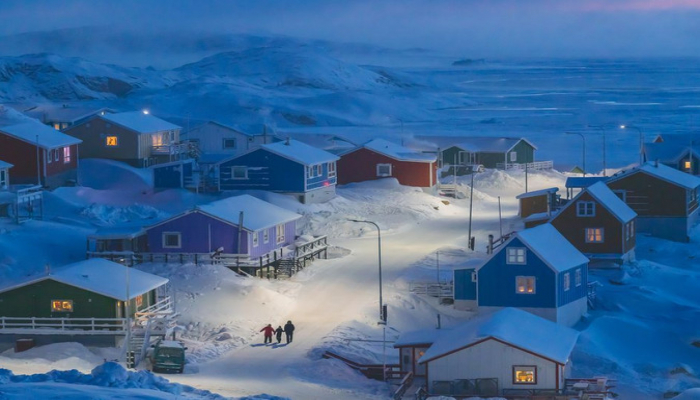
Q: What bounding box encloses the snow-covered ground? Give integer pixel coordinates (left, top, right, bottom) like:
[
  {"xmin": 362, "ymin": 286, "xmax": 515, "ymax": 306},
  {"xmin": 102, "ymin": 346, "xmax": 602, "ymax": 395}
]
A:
[{"xmin": 1, "ymin": 158, "xmax": 699, "ymax": 399}]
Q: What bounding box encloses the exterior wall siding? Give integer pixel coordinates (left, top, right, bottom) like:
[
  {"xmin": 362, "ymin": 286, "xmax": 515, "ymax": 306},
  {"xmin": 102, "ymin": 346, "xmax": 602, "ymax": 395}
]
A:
[
  {"xmin": 248, "ymin": 220, "xmax": 297, "ymax": 258},
  {"xmin": 607, "ymin": 171, "xmax": 688, "ymax": 217},
  {"xmin": 337, "ymin": 148, "xmax": 436, "ymax": 188},
  {"xmin": 636, "ymin": 216, "xmax": 690, "ymax": 242},
  {"xmin": 219, "ymin": 149, "xmax": 307, "ymax": 192},
  {"xmin": 477, "ymin": 238, "xmax": 556, "ymax": 309},
  {"xmin": 0, "ymin": 133, "xmax": 78, "ymax": 188},
  {"xmin": 519, "ymin": 195, "xmax": 549, "ymax": 218},
  {"xmin": 146, "ymin": 211, "xmax": 246, "ymax": 254},
  {"xmin": 510, "ymin": 140, "xmax": 535, "ymax": 164},
  {"xmin": 64, "ymin": 118, "xmax": 140, "ymax": 162},
  {"xmin": 556, "ymin": 266, "xmax": 587, "ymax": 307},
  {"xmin": 426, "ymin": 338, "xmax": 559, "ymax": 392},
  {"xmin": 454, "ymin": 268, "xmax": 477, "ymax": 301}
]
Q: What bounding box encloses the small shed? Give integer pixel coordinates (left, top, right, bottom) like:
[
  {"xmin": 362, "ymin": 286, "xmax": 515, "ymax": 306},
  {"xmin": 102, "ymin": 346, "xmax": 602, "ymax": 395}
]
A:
[
  {"xmin": 337, "ymin": 138, "xmax": 437, "ymax": 190},
  {"xmin": 0, "ymin": 160, "xmax": 11, "ymax": 191},
  {"xmin": 87, "ymin": 226, "xmax": 149, "ymax": 264},
  {"xmin": 516, "ymin": 187, "xmax": 559, "ymax": 218},
  {"xmin": 565, "ymin": 176, "xmax": 609, "ymax": 199},
  {"xmin": 408, "ymin": 308, "xmax": 579, "ymax": 397}
]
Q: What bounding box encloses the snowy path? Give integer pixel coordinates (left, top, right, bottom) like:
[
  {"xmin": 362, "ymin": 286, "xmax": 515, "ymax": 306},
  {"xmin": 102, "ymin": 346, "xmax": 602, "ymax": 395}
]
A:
[{"xmin": 168, "ymin": 209, "xmax": 490, "ymax": 399}]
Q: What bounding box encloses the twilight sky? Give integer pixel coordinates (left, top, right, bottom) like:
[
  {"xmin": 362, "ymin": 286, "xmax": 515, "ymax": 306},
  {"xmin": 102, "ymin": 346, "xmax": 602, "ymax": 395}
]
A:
[{"xmin": 1, "ymin": 0, "xmax": 699, "ymax": 57}]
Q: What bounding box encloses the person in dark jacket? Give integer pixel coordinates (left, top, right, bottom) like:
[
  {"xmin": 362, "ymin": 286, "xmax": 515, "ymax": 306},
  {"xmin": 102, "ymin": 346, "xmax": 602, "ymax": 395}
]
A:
[
  {"xmin": 260, "ymin": 324, "xmax": 275, "ymax": 344},
  {"xmin": 284, "ymin": 320, "xmax": 295, "ymax": 343},
  {"xmin": 275, "ymin": 326, "xmax": 284, "ymax": 344}
]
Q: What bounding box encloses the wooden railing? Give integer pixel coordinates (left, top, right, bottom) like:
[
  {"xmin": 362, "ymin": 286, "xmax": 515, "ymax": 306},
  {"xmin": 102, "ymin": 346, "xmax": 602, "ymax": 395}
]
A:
[
  {"xmin": 295, "ymin": 235, "xmax": 328, "ymax": 258},
  {"xmin": 135, "ymin": 296, "xmax": 173, "ymax": 320},
  {"xmin": 0, "ymin": 316, "xmax": 127, "ymax": 334},
  {"xmin": 393, "ymin": 371, "xmax": 414, "ymax": 400},
  {"xmin": 151, "ymin": 143, "xmax": 190, "ymax": 156},
  {"xmin": 322, "ymin": 351, "xmax": 401, "ymax": 381},
  {"xmin": 497, "ymin": 161, "xmax": 554, "ymax": 171},
  {"xmin": 409, "ymin": 282, "xmax": 454, "ymax": 298}
]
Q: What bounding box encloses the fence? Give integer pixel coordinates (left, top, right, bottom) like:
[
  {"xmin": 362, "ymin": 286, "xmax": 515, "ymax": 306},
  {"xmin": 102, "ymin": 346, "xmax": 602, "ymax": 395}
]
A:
[
  {"xmin": 496, "ymin": 161, "xmax": 554, "ymax": 171},
  {"xmin": 0, "ymin": 316, "xmax": 127, "ymax": 335},
  {"xmin": 322, "ymin": 351, "xmax": 401, "ymax": 381},
  {"xmin": 409, "ymin": 282, "xmax": 454, "ymax": 298}
]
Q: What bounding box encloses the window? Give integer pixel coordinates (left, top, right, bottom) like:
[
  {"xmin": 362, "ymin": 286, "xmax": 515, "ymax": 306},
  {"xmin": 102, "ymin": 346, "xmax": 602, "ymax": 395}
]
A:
[
  {"xmin": 377, "ymin": 163, "xmax": 392, "ymax": 177},
  {"xmin": 685, "ymin": 160, "xmax": 692, "ymax": 170},
  {"xmin": 630, "ymin": 220, "xmax": 635, "ymax": 237},
  {"xmin": 509, "ymin": 151, "xmax": 517, "ymax": 162},
  {"xmin": 613, "ymin": 190, "xmax": 626, "ymax": 202},
  {"xmin": 276, "ymin": 224, "xmax": 285, "ymax": 244},
  {"xmin": 263, "ymin": 229, "xmax": 269, "ymax": 244},
  {"xmin": 106, "ymin": 136, "xmax": 119, "ymax": 146},
  {"xmin": 135, "ymin": 294, "xmax": 143, "ymax": 308},
  {"xmin": 516, "ymin": 276, "xmax": 536, "ymax": 294},
  {"xmin": 253, "ymin": 232, "xmax": 259, "ymax": 247},
  {"xmin": 575, "ymin": 268, "xmax": 582, "ymax": 287},
  {"xmin": 507, "ymin": 248, "xmax": 526, "ymax": 264},
  {"xmin": 162, "ymin": 232, "xmax": 181, "ymax": 248},
  {"xmin": 314, "ymin": 164, "xmax": 322, "ymax": 177},
  {"xmin": 625, "ymin": 223, "xmax": 630, "ymax": 240},
  {"xmin": 471, "ymin": 271, "xmax": 477, "ymax": 282},
  {"xmin": 690, "ymin": 188, "xmax": 698, "ymax": 204},
  {"xmin": 0, "ymin": 170, "xmax": 5, "ymax": 187},
  {"xmin": 513, "ymin": 366, "xmax": 537, "ymax": 384},
  {"xmin": 51, "ymin": 300, "xmax": 73, "ymax": 312},
  {"xmin": 63, "ymin": 147, "xmax": 71, "ymax": 163},
  {"xmin": 47, "ymin": 150, "xmax": 52, "ymax": 164},
  {"xmin": 54, "ymin": 150, "xmax": 59, "ymax": 161},
  {"xmin": 53, "ymin": 123, "xmax": 61, "ymax": 130},
  {"xmin": 231, "ymin": 166, "xmax": 248, "ymax": 179},
  {"xmin": 564, "ymin": 272, "xmax": 570, "ymax": 291},
  {"xmin": 222, "ymin": 138, "xmax": 237, "ymax": 149},
  {"xmin": 307, "ymin": 165, "xmax": 322, "ymax": 178},
  {"xmin": 585, "ymin": 228, "xmax": 604, "ymax": 243},
  {"xmin": 328, "ymin": 162, "xmax": 336, "ymax": 178},
  {"xmin": 576, "ymin": 201, "xmax": 596, "ymax": 217}
]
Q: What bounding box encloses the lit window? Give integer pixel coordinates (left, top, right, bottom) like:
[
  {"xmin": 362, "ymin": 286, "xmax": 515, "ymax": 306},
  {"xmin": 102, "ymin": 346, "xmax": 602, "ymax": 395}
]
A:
[
  {"xmin": 576, "ymin": 201, "xmax": 596, "ymax": 217},
  {"xmin": 328, "ymin": 162, "xmax": 336, "ymax": 178},
  {"xmin": 513, "ymin": 366, "xmax": 537, "ymax": 384},
  {"xmin": 223, "ymin": 138, "xmax": 237, "ymax": 149},
  {"xmin": 106, "ymin": 136, "xmax": 118, "ymax": 146},
  {"xmin": 510, "ymin": 151, "xmax": 517, "ymax": 162},
  {"xmin": 253, "ymin": 232, "xmax": 259, "ymax": 247},
  {"xmin": 564, "ymin": 272, "xmax": 570, "ymax": 291},
  {"xmin": 685, "ymin": 160, "xmax": 692, "ymax": 170},
  {"xmin": 63, "ymin": 146, "xmax": 71, "ymax": 163},
  {"xmin": 51, "ymin": 300, "xmax": 73, "ymax": 312},
  {"xmin": 507, "ymin": 248, "xmax": 526, "ymax": 264},
  {"xmin": 53, "ymin": 123, "xmax": 61, "ymax": 130},
  {"xmin": 276, "ymin": 224, "xmax": 285, "ymax": 244},
  {"xmin": 585, "ymin": 228, "xmax": 604, "ymax": 243},
  {"xmin": 516, "ymin": 276, "xmax": 535, "ymax": 294},
  {"xmin": 135, "ymin": 295, "xmax": 143, "ymax": 308},
  {"xmin": 575, "ymin": 269, "xmax": 582, "ymax": 287},
  {"xmin": 231, "ymin": 166, "xmax": 248, "ymax": 179},
  {"xmin": 162, "ymin": 232, "xmax": 181, "ymax": 248},
  {"xmin": 263, "ymin": 229, "xmax": 269, "ymax": 244},
  {"xmin": 377, "ymin": 163, "xmax": 392, "ymax": 177}
]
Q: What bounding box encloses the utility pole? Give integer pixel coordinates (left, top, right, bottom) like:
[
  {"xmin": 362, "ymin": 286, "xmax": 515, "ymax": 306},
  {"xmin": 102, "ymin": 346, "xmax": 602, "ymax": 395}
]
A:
[{"xmin": 468, "ymin": 171, "xmax": 475, "ymax": 251}]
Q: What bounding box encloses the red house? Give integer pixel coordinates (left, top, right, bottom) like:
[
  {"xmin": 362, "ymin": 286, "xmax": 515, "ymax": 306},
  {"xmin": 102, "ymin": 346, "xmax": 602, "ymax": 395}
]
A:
[
  {"xmin": 0, "ymin": 120, "xmax": 81, "ymax": 189},
  {"xmin": 337, "ymin": 138, "xmax": 437, "ymax": 190},
  {"xmin": 550, "ymin": 181, "xmax": 637, "ymax": 263}
]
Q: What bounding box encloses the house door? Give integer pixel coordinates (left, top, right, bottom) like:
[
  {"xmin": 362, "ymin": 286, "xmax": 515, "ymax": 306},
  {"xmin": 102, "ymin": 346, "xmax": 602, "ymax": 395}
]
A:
[
  {"xmin": 401, "ymin": 348, "xmax": 413, "ymax": 375},
  {"xmin": 414, "ymin": 347, "xmax": 428, "ymax": 376}
]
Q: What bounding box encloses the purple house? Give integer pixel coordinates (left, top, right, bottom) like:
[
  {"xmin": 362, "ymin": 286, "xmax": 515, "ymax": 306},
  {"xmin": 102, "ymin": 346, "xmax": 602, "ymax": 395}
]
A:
[{"xmin": 145, "ymin": 195, "xmax": 301, "ymax": 259}]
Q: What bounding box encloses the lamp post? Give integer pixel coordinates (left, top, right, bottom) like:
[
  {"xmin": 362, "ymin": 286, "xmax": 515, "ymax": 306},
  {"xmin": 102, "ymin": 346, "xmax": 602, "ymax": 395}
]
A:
[
  {"xmin": 620, "ymin": 125, "xmax": 644, "ymax": 165},
  {"xmin": 587, "ymin": 125, "xmax": 608, "ymax": 176},
  {"xmin": 348, "ymin": 219, "xmax": 386, "ymax": 380},
  {"xmin": 566, "ymin": 132, "xmax": 586, "ymax": 177}
]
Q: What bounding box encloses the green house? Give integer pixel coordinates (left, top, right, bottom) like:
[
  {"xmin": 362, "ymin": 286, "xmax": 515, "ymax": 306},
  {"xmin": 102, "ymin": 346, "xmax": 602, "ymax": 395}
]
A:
[
  {"xmin": 441, "ymin": 137, "xmax": 536, "ymax": 169},
  {"xmin": 0, "ymin": 259, "xmax": 168, "ymax": 333}
]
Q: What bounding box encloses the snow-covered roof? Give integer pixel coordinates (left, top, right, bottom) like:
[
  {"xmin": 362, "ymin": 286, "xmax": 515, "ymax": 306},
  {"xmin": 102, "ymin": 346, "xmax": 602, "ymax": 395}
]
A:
[
  {"xmin": 523, "ymin": 211, "xmax": 553, "ymax": 222},
  {"xmin": 565, "ymin": 176, "xmax": 609, "ymax": 189},
  {"xmin": 260, "ymin": 139, "xmax": 339, "ymax": 166},
  {"xmin": 394, "ymin": 327, "xmax": 446, "ymax": 348},
  {"xmin": 23, "ymin": 105, "xmax": 114, "ymax": 124},
  {"xmin": 0, "ymin": 160, "xmax": 12, "ymax": 169},
  {"xmin": 419, "ymin": 308, "xmax": 579, "ymax": 365},
  {"xmin": 451, "ymin": 137, "xmax": 538, "ymax": 153},
  {"xmin": 0, "ymin": 259, "xmax": 168, "ymax": 301},
  {"xmin": 584, "ymin": 181, "xmax": 636, "ymax": 223},
  {"xmin": 516, "ymin": 187, "xmax": 558, "ymax": 199},
  {"xmin": 158, "ymin": 340, "xmax": 185, "ymax": 349},
  {"xmin": 0, "ymin": 121, "xmax": 82, "ymax": 149},
  {"xmin": 609, "ymin": 162, "xmax": 700, "ymax": 190},
  {"xmin": 102, "ymin": 112, "xmax": 181, "ymax": 134},
  {"xmin": 643, "ymin": 142, "xmax": 697, "ymax": 163},
  {"xmin": 360, "ymin": 138, "xmax": 436, "ymax": 163},
  {"xmin": 87, "ymin": 226, "xmax": 146, "ymax": 240},
  {"xmin": 515, "ymin": 224, "xmax": 589, "ymax": 272}
]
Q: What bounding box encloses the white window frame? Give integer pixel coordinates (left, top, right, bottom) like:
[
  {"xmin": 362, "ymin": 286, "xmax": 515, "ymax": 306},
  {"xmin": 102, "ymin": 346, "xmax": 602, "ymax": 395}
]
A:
[
  {"xmin": 613, "ymin": 190, "xmax": 626, "ymax": 202},
  {"xmin": 576, "ymin": 201, "xmax": 596, "ymax": 217},
  {"xmin": 513, "ymin": 365, "xmax": 537, "ymax": 384},
  {"xmin": 506, "ymin": 247, "xmax": 526, "ymax": 265},
  {"xmin": 231, "ymin": 166, "xmax": 248, "ymax": 180},
  {"xmin": 54, "ymin": 149, "xmax": 59, "ymax": 162},
  {"xmin": 276, "ymin": 224, "xmax": 285, "ymax": 244},
  {"xmin": 47, "ymin": 150, "xmax": 52, "ymax": 164},
  {"xmin": 63, "ymin": 146, "xmax": 71, "ymax": 164},
  {"xmin": 253, "ymin": 231, "xmax": 259, "ymax": 247},
  {"xmin": 509, "ymin": 151, "xmax": 517, "ymax": 162},
  {"xmin": 377, "ymin": 163, "xmax": 392, "ymax": 177},
  {"xmin": 516, "ymin": 276, "xmax": 536, "ymax": 294},
  {"xmin": 563, "ymin": 272, "xmax": 570, "ymax": 291},
  {"xmin": 0, "ymin": 169, "xmax": 6, "ymax": 187},
  {"xmin": 630, "ymin": 220, "xmax": 635, "ymax": 236},
  {"xmin": 162, "ymin": 232, "xmax": 182, "ymax": 249},
  {"xmin": 575, "ymin": 268, "xmax": 582, "ymax": 287},
  {"xmin": 585, "ymin": 227, "xmax": 604, "ymax": 243},
  {"xmin": 471, "ymin": 271, "xmax": 477, "ymax": 283},
  {"xmin": 222, "ymin": 138, "xmax": 237, "ymax": 149},
  {"xmin": 263, "ymin": 229, "xmax": 269, "ymax": 244},
  {"xmin": 328, "ymin": 162, "xmax": 336, "ymax": 178}
]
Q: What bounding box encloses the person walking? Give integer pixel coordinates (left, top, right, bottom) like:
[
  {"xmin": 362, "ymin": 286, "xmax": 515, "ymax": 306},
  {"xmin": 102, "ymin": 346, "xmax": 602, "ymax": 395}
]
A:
[
  {"xmin": 260, "ymin": 324, "xmax": 275, "ymax": 344},
  {"xmin": 284, "ymin": 320, "xmax": 295, "ymax": 344},
  {"xmin": 275, "ymin": 326, "xmax": 284, "ymax": 344}
]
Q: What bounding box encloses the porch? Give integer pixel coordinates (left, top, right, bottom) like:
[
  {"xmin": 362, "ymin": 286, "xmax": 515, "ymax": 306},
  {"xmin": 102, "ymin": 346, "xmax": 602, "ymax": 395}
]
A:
[{"xmin": 497, "ymin": 161, "xmax": 554, "ymax": 171}]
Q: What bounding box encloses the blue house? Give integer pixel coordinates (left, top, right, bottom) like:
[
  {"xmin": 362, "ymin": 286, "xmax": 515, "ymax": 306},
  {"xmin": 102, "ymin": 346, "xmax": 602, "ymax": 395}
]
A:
[
  {"xmin": 145, "ymin": 195, "xmax": 301, "ymax": 260},
  {"xmin": 454, "ymin": 224, "xmax": 589, "ymax": 327},
  {"xmin": 217, "ymin": 139, "xmax": 339, "ymax": 204}
]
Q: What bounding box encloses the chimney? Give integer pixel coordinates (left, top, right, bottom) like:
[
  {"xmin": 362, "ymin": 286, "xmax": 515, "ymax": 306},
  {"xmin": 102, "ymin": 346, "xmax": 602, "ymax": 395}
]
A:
[
  {"xmin": 45, "ymin": 264, "xmax": 51, "ymax": 275},
  {"xmin": 436, "ymin": 314, "xmax": 441, "ymax": 329},
  {"xmin": 487, "ymin": 234, "xmax": 494, "ymax": 254},
  {"xmin": 655, "ymin": 159, "xmax": 659, "ymax": 168},
  {"xmin": 285, "ymin": 136, "xmax": 291, "ymax": 146}
]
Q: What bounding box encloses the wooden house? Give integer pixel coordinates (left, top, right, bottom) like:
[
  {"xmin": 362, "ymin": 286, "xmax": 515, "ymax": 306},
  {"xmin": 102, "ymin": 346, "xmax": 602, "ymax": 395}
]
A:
[
  {"xmin": 606, "ymin": 162, "xmax": 700, "ymax": 242},
  {"xmin": 0, "ymin": 120, "xmax": 81, "ymax": 189},
  {"xmin": 87, "ymin": 226, "xmax": 149, "ymax": 265},
  {"xmin": 21, "ymin": 105, "xmax": 114, "ymax": 131},
  {"xmin": 337, "ymin": 138, "xmax": 437, "ymax": 190},
  {"xmin": 440, "ymin": 137, "xmax": 538, "ymax": 169},
  {"xmin": 0, "ymin": 259, "xmax": 168, "ymax": 345},
  {"xmin": 643, "ymin": 134, "xmax": 700, "ymax": 175},
  {"xmin": 564, "ymin": 176, "xmax": 609, "ymax": 199},
  {"xmin": 218, "ymin": 139, "xmax": 339, "ymax": 204},
  {"xmin": 395, "ymin": 308, "xmax": 579, "ymax": 397},
  {"xmin": 145, "ymin": 195, "xmax": 301, "ymax": 260},
  {"xmin": 180, "ymin": 120, "xmax": 280, "ymax": 157},
  {"xmin": 64, "ymin": 111, "xmax": 184, "ymax": 168},
  {"xmin": 454, "ymin": 224, "xmax": 589, "ymax": 327},
  {"xmin": 516, "ymin": 187, "xmax": 559, "ymax": 218},
  {"xmin": 550, "ymin": 182, "xmax": 637, "ymax": 263}
]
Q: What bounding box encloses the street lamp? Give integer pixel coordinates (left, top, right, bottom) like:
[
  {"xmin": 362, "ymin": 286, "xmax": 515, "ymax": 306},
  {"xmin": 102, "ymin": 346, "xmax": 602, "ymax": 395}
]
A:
[
  {"xmin": 566, "ymin": 132, "xmax": 586, "ymax": 177},
  {"xmin": 347, "ymin": 219, "xmax": 386, "ymax": 380},
  {"xmin": 587, "ymin": 125, "xmax": 608, "ymax": 176},
  {"xmin": 620, "ymin": 125, "xmax": 644, "ymax": 165}
]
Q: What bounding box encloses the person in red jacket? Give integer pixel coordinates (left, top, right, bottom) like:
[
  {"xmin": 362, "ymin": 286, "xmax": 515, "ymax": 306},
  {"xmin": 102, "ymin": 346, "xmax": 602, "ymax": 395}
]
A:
[{"xmin": 260, "ymin": 324, "xmax": 275, "ymax": 344}]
